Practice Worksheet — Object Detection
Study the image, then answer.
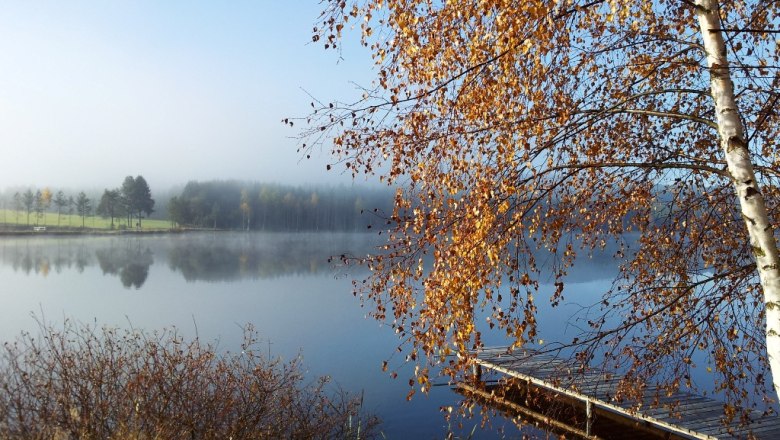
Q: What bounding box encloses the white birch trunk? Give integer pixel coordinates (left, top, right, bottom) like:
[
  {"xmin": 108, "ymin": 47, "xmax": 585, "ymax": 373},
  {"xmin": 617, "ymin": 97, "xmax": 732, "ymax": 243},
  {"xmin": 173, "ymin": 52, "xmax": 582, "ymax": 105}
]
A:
[{"xmin": 695, "ymin": 0, "xmax": 780, "ymax": 400}]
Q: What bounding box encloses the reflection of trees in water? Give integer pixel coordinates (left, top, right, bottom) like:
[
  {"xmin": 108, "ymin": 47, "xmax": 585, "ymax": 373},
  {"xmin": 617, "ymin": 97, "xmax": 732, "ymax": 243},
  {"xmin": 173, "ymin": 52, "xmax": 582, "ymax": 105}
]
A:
[
  {"xmin": 0, "ymin": 233, "xmax": 379, "ymax": 285},
  {"xmin": 0, "ymin": 239, "xmax": 153, "ymax": 289},
  {"xmin": 0, "ymin": 241, "xmax": 94, "ymax": 276},
  {"xmin": 167, "ymin": 234, "xmax": 375, "ymax": 282},
  {"xmin": 166, "ymin": 243, "xmax": 327, "ymax": 282},
  {"xmin": 95, "ymin": 246, "xmax": 154, "ymax": 289}
]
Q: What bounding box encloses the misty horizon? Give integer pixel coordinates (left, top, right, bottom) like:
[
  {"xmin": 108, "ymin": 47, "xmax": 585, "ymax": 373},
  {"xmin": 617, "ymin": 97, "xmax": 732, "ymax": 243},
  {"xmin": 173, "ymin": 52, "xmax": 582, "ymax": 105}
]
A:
[
  {"xmin": 0, "ymin": 2, "xmax": 376, "ymax": 190},
  {"xmin": 0, "ymin": 177, "xmax": 387, "ymax": 198}
]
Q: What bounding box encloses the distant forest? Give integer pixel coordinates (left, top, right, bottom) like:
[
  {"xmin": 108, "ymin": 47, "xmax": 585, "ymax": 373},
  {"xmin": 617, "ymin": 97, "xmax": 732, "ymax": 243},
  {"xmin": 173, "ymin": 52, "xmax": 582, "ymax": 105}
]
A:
[{"xmin": 168, "ymin": 180, "xmax": 392, "ymax": 232}]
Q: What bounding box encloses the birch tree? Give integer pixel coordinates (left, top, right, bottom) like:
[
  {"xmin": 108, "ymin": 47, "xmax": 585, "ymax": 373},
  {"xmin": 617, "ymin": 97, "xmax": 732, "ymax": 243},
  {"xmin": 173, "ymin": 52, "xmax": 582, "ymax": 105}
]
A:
[
  {"xmin": 695, "ymin": 0, "xmax": 780, "ymax": 404},
  {"xmin": 75, "ymin": 192, "xmax": 91, "ymax": 228},
  {"xmin": 33, "ymin": 190, "xmax": 44, "ymax": 226},
  {"xmin": 301, "ymin": 0, "xmax": 780, "ymax": 412},
  {"xmin": 240, "ymin": 189, "xmax": 252, "ymax": 231},
  {"xmin": 53, "ymin": 190, "xmax": 67, "ymax": 227},
  {"xmin": 12, "ymin": 192, "xmax": 22, "ymax": 224},
  {"xmin": 22, "ymin": 190, "xmax": 34, "ymax": 227}
]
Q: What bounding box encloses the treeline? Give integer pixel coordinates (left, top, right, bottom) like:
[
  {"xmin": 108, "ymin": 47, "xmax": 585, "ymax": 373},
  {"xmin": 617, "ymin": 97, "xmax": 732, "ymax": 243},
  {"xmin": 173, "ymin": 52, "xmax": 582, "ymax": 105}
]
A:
[
  {"xmin": 6, "ymin": 187, "xmax": 93, "ymax": 228},
  {"xmin": 2, "ymin": 175, "xmax": 154, "ymax": 229},
  {"xmin": 168, "ymin": 181, "xmax": 392, "ymax": 231},
  {"xmin": 95, "ymin": 175, "xmax": 155, "ymax": 229}
]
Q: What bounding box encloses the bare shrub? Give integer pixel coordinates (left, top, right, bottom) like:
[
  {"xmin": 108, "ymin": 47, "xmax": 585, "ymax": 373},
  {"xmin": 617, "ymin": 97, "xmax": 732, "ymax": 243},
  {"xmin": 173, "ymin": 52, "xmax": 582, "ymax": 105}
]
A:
[{"xmin": 0, "ymin": 319, "xmax": 379, "ymax": 439}]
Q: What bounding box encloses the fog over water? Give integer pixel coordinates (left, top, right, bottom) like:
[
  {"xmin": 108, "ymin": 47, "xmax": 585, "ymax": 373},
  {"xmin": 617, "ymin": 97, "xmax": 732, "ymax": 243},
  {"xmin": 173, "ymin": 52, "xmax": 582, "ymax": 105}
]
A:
[{"xmin": 0, "ymin": 232, "xmax": 624, "ymax": 438}]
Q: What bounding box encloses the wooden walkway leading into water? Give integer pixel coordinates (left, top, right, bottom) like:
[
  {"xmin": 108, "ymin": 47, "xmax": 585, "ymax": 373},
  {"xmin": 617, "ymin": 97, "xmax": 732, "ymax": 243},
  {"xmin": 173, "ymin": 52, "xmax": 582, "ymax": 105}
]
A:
[{"xmin": 464, "ymin": 346, "xmax": 780, "ymax": 439}]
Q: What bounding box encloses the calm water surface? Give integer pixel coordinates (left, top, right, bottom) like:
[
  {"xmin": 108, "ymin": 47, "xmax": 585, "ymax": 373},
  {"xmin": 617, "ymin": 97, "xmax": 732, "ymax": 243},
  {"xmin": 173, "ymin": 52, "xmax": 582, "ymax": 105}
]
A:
[{"xmin": 0, "ymin": 232, "xmax": 620, "ymax": 438}]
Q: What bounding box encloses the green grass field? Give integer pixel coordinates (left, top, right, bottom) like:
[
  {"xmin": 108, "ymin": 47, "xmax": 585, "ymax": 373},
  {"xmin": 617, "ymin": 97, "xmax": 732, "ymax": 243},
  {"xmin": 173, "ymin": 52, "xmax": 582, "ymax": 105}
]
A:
[{"xmin": 0, "ymin": 209, "xmax": 170, "ymax": 230}]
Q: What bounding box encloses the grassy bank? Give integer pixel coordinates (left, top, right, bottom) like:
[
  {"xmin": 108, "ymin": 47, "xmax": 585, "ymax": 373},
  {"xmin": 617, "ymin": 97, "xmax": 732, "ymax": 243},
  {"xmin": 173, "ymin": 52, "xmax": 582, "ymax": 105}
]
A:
[{"xmin": 0, "ymin": 209, "xmax": 170, "ymax": 231}]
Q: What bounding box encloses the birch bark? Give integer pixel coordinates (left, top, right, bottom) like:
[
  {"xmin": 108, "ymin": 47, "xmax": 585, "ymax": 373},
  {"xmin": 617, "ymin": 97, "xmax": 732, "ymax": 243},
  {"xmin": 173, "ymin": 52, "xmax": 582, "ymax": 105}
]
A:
[{"xmin": 695, "ymin": 0, "xmax": 780, "ymax": 399}]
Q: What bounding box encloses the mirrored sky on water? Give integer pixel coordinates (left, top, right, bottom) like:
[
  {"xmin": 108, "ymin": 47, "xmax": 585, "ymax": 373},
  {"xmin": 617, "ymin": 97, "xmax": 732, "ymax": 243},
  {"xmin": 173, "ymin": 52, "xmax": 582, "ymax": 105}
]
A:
[
  {"xmin": 0, "ymin": 232, "xmax": 621, "ymax": 353},
  {"xmin": 0, "ymin": 232, "xmax": 548, "ymax": 438}
]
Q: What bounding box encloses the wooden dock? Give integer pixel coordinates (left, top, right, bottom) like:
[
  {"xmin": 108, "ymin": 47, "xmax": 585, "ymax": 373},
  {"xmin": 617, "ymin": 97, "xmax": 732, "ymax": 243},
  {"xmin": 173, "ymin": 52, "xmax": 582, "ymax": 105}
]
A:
[{"xmin": 461, "ymin": 346, "xmax": 780, "ymax": 439}]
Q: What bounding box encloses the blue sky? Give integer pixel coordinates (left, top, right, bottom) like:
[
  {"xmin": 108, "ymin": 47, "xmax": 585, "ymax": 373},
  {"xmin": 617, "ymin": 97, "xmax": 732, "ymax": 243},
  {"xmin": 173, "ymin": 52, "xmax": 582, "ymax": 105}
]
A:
[{"xmin": 0, "ymin": 1, "xmax": 374, "ymax": 190}]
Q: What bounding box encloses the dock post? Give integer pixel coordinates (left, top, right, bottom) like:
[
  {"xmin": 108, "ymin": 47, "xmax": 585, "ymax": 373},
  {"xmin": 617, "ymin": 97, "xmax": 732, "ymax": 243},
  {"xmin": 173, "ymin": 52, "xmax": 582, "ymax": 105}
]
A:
[
  {"xmin": 585, "ymin": 399, "xmax": 592, "ymax": 436},
  {"xmin": 472, "ymin": 363, "xmax": 482, "ymax": 382}
]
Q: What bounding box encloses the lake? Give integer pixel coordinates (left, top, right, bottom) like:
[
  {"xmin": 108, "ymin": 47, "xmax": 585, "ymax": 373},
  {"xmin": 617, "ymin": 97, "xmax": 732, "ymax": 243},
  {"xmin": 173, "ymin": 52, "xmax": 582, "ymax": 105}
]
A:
[{"xmin": 0, "ymin": 231, "xmax": 622, "ymax": 438}]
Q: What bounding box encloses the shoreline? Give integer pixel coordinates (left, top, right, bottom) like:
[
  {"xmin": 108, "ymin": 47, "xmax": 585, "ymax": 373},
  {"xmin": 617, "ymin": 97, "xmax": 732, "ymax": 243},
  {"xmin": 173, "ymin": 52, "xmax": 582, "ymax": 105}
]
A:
[
  {"xmin": 0, "ymin": 227, "xmax": 205, "ymax": 237},
  {"xmin": 0, "ymin": 227, "xmax": 376, "ymax": 237}
]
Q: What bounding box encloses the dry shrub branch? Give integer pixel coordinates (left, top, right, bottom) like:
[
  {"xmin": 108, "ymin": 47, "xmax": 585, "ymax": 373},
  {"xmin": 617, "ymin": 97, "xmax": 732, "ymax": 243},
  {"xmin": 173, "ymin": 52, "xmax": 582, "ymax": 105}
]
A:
[{"xmin": 0, "ymin": 318, "xmax": 379, "ymax": 439}]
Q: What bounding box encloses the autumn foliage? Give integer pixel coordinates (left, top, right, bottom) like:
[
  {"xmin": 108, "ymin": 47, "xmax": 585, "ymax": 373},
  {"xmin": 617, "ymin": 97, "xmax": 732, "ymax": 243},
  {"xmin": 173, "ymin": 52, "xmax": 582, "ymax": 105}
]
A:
[{"xmin": 301, "ymin": 0, "xmax": 780, "ymax": 413}]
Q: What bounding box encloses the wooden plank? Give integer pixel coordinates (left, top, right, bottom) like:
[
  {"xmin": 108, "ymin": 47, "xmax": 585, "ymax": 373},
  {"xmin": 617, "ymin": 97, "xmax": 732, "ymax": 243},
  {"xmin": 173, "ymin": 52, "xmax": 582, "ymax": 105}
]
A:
[
  {"xmin": 572, "ymin": 384, "xmax": 620, "ymax": 399},
  {"xmin": 495, "ymin": 357, "xmax": 564, "ymax": 371},
  {"xmin": 663, "ymin": 408, "xmax": 729, "ymax": 427},
  {"xmin": 646, "ymin": 406, "xmax": 724, "ymax": 425},
  {"xmin": 475, "ymin": 357, "xmax": 716, "ymax": 439},
  {"xmin": 483, "ymin": 351, "xmax": 557, "ymax": 364},
  {"xmin": 506, "ymin": 360, "xmax": 565, "ymax": 373},
  {"xmin": 518, "ymin": 366, "xmax": 570, "ymax": 380},
  {"xmin": 473, "ymin": 347, "xmax": 780, "ymax": 439},
  {"xmin": 457, "ymin": 382, "xmax": 604, "ymax": 440},
  {"xmin": 651, "ymin": 399, "xmax": 719, "ymax": 420},
  {"xmin": 748, "ymin": 426, "xmax": 780, "ymax": 439},
  {"xmin": 693, "ymin": 423, "xmax": 735, "ymax": 435},
  {"xmin": 470, "ymin": 347, "xmax": 780, "ymax": 439},
  {"xmin": 672, "ymin": 411, "xmax": 732, "ymax": 431},
  {"xmin": 611, "ymin": 391, "xmax": 692, "ymax": 411},
  {"xmin": 572, "ymin": 377, "xmax": 623, "ymax": 392},
  {"xmin": 644, "ymin": 398, "xmax": 721, "ymax": 418},
  {"xmin": 673, "ymin": 401, "xmax": 728, "ymax": 417},
  {"xmin": 723, "ymin": 419, "xmax": 780, "ymax": 437},
  {"xmin": 712, "ymin": 415, "xmax": 780, "ymax": 435}
]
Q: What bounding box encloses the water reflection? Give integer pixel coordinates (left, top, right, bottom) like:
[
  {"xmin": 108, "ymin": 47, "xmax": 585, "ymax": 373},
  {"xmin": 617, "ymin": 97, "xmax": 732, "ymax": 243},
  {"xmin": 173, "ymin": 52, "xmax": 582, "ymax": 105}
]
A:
[
  {"xmin": 95, "ymin": 246, "xmax": 153, "ymax": 289},
  {"xmin": 0, "ymin": 232, "xmax": 622, "ymax": 288},
  {"xmin": 0, "ymin": 233, "xmax": 377, "ymax": 287},
  {"xmin": 166, "ymin": 234, "xmax": 372, "ymax": 282},
  {"xmin": 1, "ymin": 240, "xmax": 94, "ymax": 275},
  {"xmin": 0, "ymin": 232, "xmax": 501, "ymax": 439}
]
